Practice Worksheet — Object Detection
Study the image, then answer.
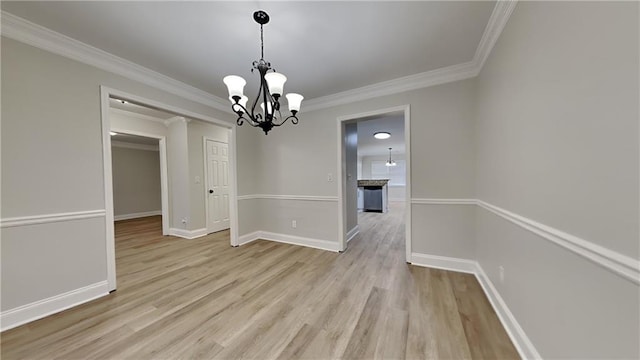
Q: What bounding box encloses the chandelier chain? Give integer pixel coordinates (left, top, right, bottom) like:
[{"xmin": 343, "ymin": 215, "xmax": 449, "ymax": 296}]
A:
[{"xmin": 260, "ymin": 24, "xmax": 264, "ymax": 59}]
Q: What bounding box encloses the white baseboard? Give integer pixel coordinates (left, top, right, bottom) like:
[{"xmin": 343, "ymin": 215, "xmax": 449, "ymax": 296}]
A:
[
  {"xmin": 410, "ymin": 252, "xmax": 477, "ymax": 274},
  {"xmin": 474, "ymin": 264, "xmax": 542, "ymax": 360},
  {"xmin": 238, "ymin": 231, "xmax": 260, "ymax": 246},
  {"xmin": 0, "ymin": 281, "xmax": 109, "ymax": 332},
  {"xmin": 409, "ymin": 252, "xmax": 540, "ymax": 359},
  {"xmin": 169, "ymin": 227, "xmax": 207, "ymax": 240},
  {"xmin": 346, "ymin": 225, "xmax": 360, "ymax": 243},
  {"xmin": 237, "ymin": 231, "xmax": 340, "ymax": 252},
  {"xmin": 114, "ymin": 210, "xmax": 161, "ymax": 221}
]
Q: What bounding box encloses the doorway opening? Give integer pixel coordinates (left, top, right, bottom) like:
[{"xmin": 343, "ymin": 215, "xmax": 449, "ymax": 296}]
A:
[
  {"xmin": 337, "ymin": 105, "xmax": 411, "ymax": 261},
  {"xmin": 100, "ymin": 86, "xmax": 239, "ymax": 291}
]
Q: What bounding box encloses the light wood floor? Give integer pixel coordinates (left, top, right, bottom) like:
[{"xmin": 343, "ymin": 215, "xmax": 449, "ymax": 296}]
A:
[{"xmin": 1, "ymin": 202, "xmax": 519, "ymax": 359}]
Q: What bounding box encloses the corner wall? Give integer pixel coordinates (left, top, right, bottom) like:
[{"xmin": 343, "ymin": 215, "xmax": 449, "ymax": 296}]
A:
[{"xmin": 475, "ymin": 2, "xmax": 639, "ymax": 358}]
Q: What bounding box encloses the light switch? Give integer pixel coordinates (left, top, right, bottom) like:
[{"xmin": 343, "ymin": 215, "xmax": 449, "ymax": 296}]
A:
[{"xmin": 195, "ymin": 176, "xmax": 201, "ymax": 184}]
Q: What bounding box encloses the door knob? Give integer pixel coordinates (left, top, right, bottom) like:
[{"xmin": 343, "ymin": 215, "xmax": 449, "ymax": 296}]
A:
[{"xmin": 209, "ymin": 189, "xmax": 214, "ymax": 194}]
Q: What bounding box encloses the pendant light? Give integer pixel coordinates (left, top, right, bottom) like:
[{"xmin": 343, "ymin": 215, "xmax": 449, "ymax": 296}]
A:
[{"xmin": 385, "ymin": 147, "xmax": 397, "ymax": 167}]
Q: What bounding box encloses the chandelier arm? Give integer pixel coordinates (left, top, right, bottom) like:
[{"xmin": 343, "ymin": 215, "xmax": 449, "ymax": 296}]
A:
[
  {"xmin": 231, "ymin": 102, "xmax": 260, "ymax": 127},
  {"xmin": 273, "ymin": 114, "xmax": 300, "ymax": 127}
]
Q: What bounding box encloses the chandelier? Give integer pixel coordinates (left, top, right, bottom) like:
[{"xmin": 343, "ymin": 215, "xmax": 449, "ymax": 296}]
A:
[
  {"xmin": 223, "ymin": 10, "xmax": 303, "ymax": 135},
  {"xmin": 386, "ymin": 147, "xmax": 397, "ymax": 167}
]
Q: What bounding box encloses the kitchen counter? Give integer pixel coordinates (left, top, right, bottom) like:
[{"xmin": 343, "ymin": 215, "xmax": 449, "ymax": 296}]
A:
[
  {"xmin": 357, "ymin": 179, "xmax": 389, "ymax": 212},
  {"xmin": 357, "ymin": 179, "xmax": 389, "ymax": 187}
]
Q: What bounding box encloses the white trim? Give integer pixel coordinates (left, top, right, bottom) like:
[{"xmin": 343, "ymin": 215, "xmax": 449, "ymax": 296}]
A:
[
  {"xmin": 228, "ymin": 128, "xmax": 240, "ymax": 247},
  {"xmin": 1, "ymin": 3, "xmax": 518, "ymax": 114},
  {"xmin": 0, "ymin": 281, "xmax": 109, "ymax": 332},
  {"xmin": 411, "ymin": 198, "xmax": 640, "ymax": 284},
  {"xmin": 304, "ymin": 62, "xmax": 477, "ymax": 112},
  {"xmin": 336, "ymin": 105, "xmax": 412, "ymax": 261},
  {"xmin": 1, "ymin": 11, "xmax": 230, "ymax": 113},
  {"xmin": 169, "ymin": 227, "xmax": 208, "ymax": 240},
  {"xmin": 346, "ymin": 225, "xmax": 360, "ymax": 243},
  {"xmin": 158, "ymin": 138, "xmax": 170, "ymax": 236},
  {"xmin": 410, "ymin": 253, "xmax": 477, "ymax": 274},
  {"xmin": 114, "ymin": 210, "xmax": 161, "ymax": 221},
  {"xmin": 409, "ymin": 253, "xmax": 539, "ymax": 359},
  {"xmin": 474, "ymin": 264, "xmax": 541, "ymax": 360},
  {"xmin": 411, "ymin": 198, "xmax": 477, "ymax": 205},
  {"xmin": 477, "ymin": 200, "xmax": 640, "ymax": 285},
  {"xmin": 236, "ymin": 231, "xmax": 340, "ymax": 252},
  {"xmin": 237, "ymin": 194, "xmax": 338, "ymax": 202},
  {"xmin": 238, "ymin": 231, "xmax": 261, "ymax": 246},
  {"xmin": 0, "ymin": 210, "xmax": 105, "ymax": 228},
  {"xmin": 111, "ymin": 140, "xmax": 159, "ymax": 152},
  {"xmin": 473, "ymin": 0, "xmax": 519, "ymax": 70},
  {"xmin": 100, "ymin": 87, "xmax": 117, "ymax": 292},
  {"xmin": 303, "ymin": 1, "xmax": 518, "ymax": 111}
]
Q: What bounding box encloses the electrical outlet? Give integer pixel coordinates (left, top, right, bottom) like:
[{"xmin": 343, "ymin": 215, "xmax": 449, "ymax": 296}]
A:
[
  {"xmin": 181, "ymin": 218, "xmax": 188, "ymax": 224},
  {"xmin": 327, "ymin": 173, "xmax": 333, "ymax": 182},
  {"xmin": 499, "ymin": 265, "xmax": 505, "ymax": 283},
  {"xmin": 291, "ymin": 220, "xmax": 297, "ymax": 228}
]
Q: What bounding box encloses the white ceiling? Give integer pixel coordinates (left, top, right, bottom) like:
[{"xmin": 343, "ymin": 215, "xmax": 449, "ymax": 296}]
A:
[
  {"xmin": 2, "ymin": 1, "xmax": 496, "ymax": 102},
  {"xmin": 357, "ymin": 114, "xmax": 405, "ymax": 157}
]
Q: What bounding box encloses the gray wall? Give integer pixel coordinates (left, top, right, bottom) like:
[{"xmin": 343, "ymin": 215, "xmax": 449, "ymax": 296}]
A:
[
  {"xmin": 475, "ymin": 2, "xmax": 639, "ymax": 358},
  {"xmin": 238, "ymin": 79, "xmax": 476, "ymax": 251},
  {"xmin": 1, "ymin": 37, "xmax": 233, "ymax": 312},
  {"xmin": 345, "ymin": 123, "xmax": 358, "ymax": 233},
  {"xmin": 111, "ymin": 146, "xmax": 161, "ymax": 217}
]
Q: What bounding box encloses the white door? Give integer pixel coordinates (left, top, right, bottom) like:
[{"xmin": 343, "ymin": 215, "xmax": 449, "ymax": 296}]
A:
[{"xmin": 206, "ymin": 140, "xmax": 230, "ymax": 233}]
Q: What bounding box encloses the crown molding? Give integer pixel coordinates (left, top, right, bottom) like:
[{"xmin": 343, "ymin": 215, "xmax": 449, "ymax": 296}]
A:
[
  {"xmin": 1, "ymin": 1, "xmax": 518, "ymax": 114},
  {"xmin": 472, "ymin": 0, "xmax": 519, "ymax": 70},
  {"xmin": 304, "ymin": 0, "xmax": 518, "ymax": 112},
  {"xmin": 0, "ymin": 11, "xmax": 231, "ymax": 113},
  {"xmin": 303, "ymin": 61, "xmax": 478, "ymax": 112}
]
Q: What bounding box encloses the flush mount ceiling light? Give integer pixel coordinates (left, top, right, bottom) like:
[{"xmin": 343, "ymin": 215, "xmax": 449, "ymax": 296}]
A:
[
  {"xmin": 374, "ymin": 132, "xmax": 391, "ymax": 139},
  {"xmin": 223, "ymin": 10, "xmax": 303, "ymax": 135},
  {"xmin": 385, "ymin": 147, "xmax": 397, "ymax": 167}
]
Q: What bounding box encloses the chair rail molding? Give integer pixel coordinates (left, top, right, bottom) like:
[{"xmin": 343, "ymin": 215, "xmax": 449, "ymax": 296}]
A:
[
  {"xmin": 237, "ymin": 194, "xmax": 339, "ymax": 202},
  {"xmin": 476, "ymin": 200, "xmax": 640, "ymax": 285},
  {"xmin": 410, "ymin": 198, "xmax": 640, "ymax": 284},
  {"xmin": 0, "ymin": 210, "xmax": 106, "ymax": 228}
]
